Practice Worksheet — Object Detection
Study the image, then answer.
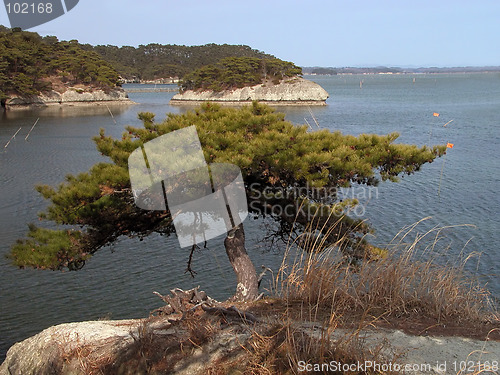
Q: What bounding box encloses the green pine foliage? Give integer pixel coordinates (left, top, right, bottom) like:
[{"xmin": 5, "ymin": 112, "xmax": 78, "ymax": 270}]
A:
[
  {"xmin": 11, "ymin": 224, "xmax": 84, "ymax": 270},
  {"xmin": 0, "ymin": 26, "xmax": 121, "ymax": 101},
  {"xmin": 10, "ymin": 102, "xmax": 446, "ymax": 270},
  {"xmin": 179, "ymin": 57, "xmax": 303, "ymax": 92}
]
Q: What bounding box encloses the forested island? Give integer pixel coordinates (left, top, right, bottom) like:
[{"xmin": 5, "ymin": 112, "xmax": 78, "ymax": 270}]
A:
[
  {"xmin": 0, "ymin": 26, "xmax": 130, "ymax": 108},
  {"xmin": 171, "ymin": 57, "xmax": 328, "ymax": 104},
  {"xmin": 170, "ymin": 57, "xmax": 328, "ymax": 105}
]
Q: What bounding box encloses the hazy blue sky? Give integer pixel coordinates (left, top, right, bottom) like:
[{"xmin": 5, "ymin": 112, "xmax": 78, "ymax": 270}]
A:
[{"xmin": 2, "ymin": 0, "xmax": 499, "ymax": 67}]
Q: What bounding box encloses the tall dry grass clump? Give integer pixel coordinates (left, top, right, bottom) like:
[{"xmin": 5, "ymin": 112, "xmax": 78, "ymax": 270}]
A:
[{"xmin": 278, "ymin": 217, "xmax": 498, "ymax": 325}]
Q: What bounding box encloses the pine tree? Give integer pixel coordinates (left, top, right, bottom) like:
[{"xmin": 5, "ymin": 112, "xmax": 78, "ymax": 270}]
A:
[
  {"xmin": 10, "ymin": 102, "xmax": 446, "ymax": 301},
  {"xmin": 179, "ymin": 57, "xmax": 302, "ymax": 92}
]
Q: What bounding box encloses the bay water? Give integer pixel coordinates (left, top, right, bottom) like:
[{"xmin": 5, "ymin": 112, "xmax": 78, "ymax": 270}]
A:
[{"xmin": 0, "ymin": 73, "xmax": 498, "ymax": 359}]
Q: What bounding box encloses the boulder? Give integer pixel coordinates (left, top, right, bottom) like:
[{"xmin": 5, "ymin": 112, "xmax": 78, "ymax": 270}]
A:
[{"xmin": 0, "ymin": 319, "xmax": 142, "ymax": 375}]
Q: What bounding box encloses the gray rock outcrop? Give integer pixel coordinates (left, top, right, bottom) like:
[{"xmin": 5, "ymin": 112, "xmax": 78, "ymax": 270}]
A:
[
  {"xmin": 170, "ymin": 77, "xmax": 329, "ymax": 105},
  {"xmin": 5, "ymin": 87, "xmax": 132, "ymax": 108},
  {"xmin": 0, "ymin": 319, "xmax": 142, "ymax": 375},
  {"xmin": 0, "ymin": 318, "xmax": 253, "ymax": 375}
]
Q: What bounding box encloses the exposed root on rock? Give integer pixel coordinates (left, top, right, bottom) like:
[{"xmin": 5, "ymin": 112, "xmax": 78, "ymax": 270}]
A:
[{"xmin": 151, "ymin": 286, "xmax": 260, "ymax": 326}]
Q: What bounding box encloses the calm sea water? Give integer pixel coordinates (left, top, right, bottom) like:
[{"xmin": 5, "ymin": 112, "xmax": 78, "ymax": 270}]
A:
[{"xmin": 0, "ymin": 74, "xmax": 499, "ymax": 359}]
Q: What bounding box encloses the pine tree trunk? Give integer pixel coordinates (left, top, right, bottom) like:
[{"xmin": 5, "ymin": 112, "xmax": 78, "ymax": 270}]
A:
[{"xmin": 224, "ymin": 224, "xmax": 259, "ymax": 301}]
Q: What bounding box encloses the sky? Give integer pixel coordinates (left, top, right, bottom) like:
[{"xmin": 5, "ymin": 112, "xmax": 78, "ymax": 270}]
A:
[{"xmin": 1, "ymin": 0, "xmax": 499, "ymax": 68}]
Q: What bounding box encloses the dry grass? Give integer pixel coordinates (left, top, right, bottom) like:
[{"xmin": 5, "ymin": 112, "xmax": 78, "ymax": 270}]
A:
[
  {"xmin": 124, "ymin": 313, "xmax": 219, "ymax": 374},
  {"xmin": 58, "ymin": 335, "xmax": 121, "ymax": 375},
  {"xmin": 278, "ymin": 217, "xmax": 498, "ymax": 326},
  {"xmin": 64, "ymin": 313, "xmax": 221, "ymax": 375},
  {"xmin": 236, "ymin": 319, "xmax": 401, "ymax": 375}
]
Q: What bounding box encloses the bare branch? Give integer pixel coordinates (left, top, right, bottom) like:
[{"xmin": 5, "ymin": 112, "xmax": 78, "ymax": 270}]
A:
[{"xmin": 185, "ymin": 244, "xmax": 198, "ymax": 278}]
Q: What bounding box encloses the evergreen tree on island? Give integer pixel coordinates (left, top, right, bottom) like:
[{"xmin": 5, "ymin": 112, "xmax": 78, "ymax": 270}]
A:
[
  {"xmin": 179, "ymin": 57, "xmax": 302, "ymax": 92},
  {"xmin": 10, "ymin": 103, "xmax": 446, "ymax": 301}
]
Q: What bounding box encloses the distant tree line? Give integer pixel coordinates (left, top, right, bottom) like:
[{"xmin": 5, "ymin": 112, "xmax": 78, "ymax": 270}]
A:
[
  {"xmin": 179, "ymin": 57, "xmax": 303, "ymax": 92},
  {"xmin": 0, "ymin": 26, "xmax": 120, "ymax": 102},
  {"xmin": 80, "ymin": 43, "xmax": 276, "ymax": 81}
]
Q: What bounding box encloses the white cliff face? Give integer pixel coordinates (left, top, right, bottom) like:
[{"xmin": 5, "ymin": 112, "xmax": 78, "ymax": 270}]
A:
[
  {"xmin": 5, "ymin": 87, "xmax": 132, "ymax": 107},
  {"xmin": 171, "ymin": 77, "xmax": 329, "ymax": 105}
]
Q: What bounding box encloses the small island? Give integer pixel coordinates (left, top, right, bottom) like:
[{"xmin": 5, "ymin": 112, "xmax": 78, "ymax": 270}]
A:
[
  {"xmin": 170, "ymin": 57, "xmax": 329, "ymax": 105},
  {"xmin": 0, "ymin": 27, "xmax": 132, "ymax": 109}
]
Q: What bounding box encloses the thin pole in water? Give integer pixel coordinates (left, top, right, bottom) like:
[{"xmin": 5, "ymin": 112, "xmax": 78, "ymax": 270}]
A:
[
  {"xmin": 25, "ymin": 118, "xmax": 39, "ymax": 141},
  {"xmin": 4, "ymin": 127, "xmax": 22, "ymax": 148},
  {"xmin": 308, "ymin": 107, "xmax": 320, "ymax": 128},
  {"xmin": 106, "ymin": 104, "xmax": 117, "ymax": 124},
  {"xmin": 304, "ymin": 118, "xmax": 313, "ymax": 130}
]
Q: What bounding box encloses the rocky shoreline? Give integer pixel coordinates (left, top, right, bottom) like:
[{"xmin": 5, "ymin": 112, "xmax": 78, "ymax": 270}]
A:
[
  {"xmin": 1, "ymin": 288, "xmax": 498, "ymax": 374},
  {"xmin": 170, "ymin": 77, "xmax": 329, "ymax": 105},
  {"xmin": 3, "ymin": 87, "xmax": 134, "ymax": 110},
  {"xmin": 2, "ymin": 314, "xmax": 498, "ymax": 375}
]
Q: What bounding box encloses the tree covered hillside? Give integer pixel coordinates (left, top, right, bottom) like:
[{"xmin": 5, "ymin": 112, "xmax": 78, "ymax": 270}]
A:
[
  {"xmin": 0, "ymin": 26, "xmax": 120, "ymax": 102},
  {"xmin": 80, "ymin": 43, "xmax": 275, "ymax": 81}
]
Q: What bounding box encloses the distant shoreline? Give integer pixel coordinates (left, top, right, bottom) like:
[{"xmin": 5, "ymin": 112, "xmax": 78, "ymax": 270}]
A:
[
  {"xmin": 303, "ymin": 66, "xmax": 500, "ymax": 75},
  {"xmin": 306, "ymin": 71, "xmax": 500, "ymax": 76}
]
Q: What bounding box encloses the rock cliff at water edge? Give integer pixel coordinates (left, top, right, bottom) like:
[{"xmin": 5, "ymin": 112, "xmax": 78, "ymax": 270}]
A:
[
  {"xmin": 4, "ymin": 87, "xmax": 133, "ymax": 109},
  {"xmin": 170, "ymin": 77, "xmax": 329, "ymax": 105}
]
